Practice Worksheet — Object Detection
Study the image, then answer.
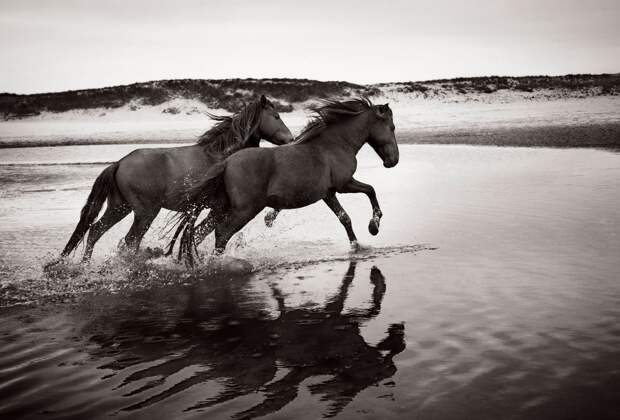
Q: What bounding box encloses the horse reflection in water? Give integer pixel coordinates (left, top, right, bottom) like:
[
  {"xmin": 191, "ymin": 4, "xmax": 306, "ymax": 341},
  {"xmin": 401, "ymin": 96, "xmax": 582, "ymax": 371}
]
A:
[{"xmin": 82, "ymin": 263, "xmax": 405, "ymax": 419}]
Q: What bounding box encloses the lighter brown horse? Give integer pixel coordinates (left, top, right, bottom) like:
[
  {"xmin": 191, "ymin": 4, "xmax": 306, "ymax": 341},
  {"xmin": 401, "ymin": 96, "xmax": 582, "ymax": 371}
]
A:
[{"xmin": 58, "ymin": 96, "xmax": 293, "ymax": 262}]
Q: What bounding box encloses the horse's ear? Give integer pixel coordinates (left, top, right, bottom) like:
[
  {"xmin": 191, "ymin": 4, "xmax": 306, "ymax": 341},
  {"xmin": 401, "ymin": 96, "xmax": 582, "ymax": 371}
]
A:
[
  {"xmin": 260, "ymin": 94, "xmax": 267, "ymax": 107},
  {"xmin": 375, "ymin": 104, "xmax": 389, "ymax": 119}
]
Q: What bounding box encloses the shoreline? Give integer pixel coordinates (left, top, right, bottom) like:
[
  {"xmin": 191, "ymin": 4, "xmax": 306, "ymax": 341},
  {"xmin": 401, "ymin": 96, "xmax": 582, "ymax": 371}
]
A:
[{"xmin": 1, "ymin": 121, "xmax": 619, "ymax": 149}]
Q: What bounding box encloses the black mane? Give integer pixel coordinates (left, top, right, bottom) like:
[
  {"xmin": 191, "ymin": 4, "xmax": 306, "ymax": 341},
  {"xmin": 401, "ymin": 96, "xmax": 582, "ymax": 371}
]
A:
[
  {"xmin": 295, "ymin": 98, "xmax": 374, "ymax": 144},
  {"xmin": 196, "ymin": 98, "xmax": 271, "ymax": 155}
]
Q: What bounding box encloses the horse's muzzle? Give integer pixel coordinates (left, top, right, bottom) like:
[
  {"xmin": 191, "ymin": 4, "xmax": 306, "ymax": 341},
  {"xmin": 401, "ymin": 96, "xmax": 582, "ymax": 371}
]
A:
[
  {"xmin": 380, "ymin": 145, "xmax": 399, "ymax": 168},
  {"xmin": 274, "ymin": 130, "xmax": 294, "ymax": 144},
  {"xmin": 383, "ymin": 158, "xmax": 398, "ymax": 168}
]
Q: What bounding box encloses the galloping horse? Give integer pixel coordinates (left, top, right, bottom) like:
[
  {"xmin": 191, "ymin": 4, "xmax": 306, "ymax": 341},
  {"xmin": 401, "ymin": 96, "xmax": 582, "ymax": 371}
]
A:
[
  {"xmin": 59, "ymin": 95, "xmax": 293, "ymax": 262},
  {"xmin": 175, "ymin": 98, "xmax": 398, "ymax": 263}
]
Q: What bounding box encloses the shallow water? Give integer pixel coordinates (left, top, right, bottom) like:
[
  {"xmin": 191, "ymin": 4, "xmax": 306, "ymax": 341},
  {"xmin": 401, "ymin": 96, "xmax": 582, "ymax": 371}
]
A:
[{"xmin": 1, "ymin": 144, "xmax": 619, "ymax": 419}]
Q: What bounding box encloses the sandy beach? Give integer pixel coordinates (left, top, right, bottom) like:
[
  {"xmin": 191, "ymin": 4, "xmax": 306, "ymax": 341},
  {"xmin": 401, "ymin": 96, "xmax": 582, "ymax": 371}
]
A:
[{"xmin": 2, "ymin": 91, "xmax": 619, "ymax": 148}]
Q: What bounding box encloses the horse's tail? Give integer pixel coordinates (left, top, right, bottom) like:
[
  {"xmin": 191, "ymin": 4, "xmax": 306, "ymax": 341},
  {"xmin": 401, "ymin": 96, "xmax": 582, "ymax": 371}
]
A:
[
  {"xmin": 61, "ymin": 162, "xmax": 119, "ymax": 256},
  {"xmin": 164, "ymin": 161, "xmax": 228, "ymax": 258}
]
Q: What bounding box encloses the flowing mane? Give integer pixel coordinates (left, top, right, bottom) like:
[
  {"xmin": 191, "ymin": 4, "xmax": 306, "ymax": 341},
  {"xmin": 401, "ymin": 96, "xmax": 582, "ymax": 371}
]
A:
[
  {"xmin": 197, "ymin": 98, "xmax": 270, "ymax": 155},
  {"xmin": 295, "ymin": 97, "xmax": 374, "ymax": 144}
]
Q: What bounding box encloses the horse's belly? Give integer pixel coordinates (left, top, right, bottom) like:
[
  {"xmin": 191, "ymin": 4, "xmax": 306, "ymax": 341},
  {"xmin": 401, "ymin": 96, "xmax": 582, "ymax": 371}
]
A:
[{"xmin": 266, "ymin": 180, "xmax": 327, "ymax": 209}]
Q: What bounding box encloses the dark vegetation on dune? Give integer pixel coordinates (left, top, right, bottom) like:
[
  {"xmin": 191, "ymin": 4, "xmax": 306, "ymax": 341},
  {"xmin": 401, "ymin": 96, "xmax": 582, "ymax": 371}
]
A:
[
  {"xmin": 1, "ymin": 74, "xmax": 618, "ymax": 120},
  {"xmin": 0, "ymin": 79, "xmax": 377, "ymax": 119},
  {"xmin": 383, "ymin": 73, "xmax": 620, "ymax": 95}
]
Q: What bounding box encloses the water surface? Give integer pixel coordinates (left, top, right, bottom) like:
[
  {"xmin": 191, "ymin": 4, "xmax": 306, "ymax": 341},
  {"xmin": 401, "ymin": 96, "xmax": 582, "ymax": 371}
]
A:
[{"xmin": 1, "ymin": 144, "xmax": 619, "ymax": 419}]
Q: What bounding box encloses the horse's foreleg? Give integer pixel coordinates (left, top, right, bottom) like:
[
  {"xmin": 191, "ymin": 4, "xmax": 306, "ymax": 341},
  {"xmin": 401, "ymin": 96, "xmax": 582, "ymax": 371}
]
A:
[
  {"xmin": 323, "ymin": 195, "xmax": 358, "ymax": 248},
  {"xmin": 338, "ymin": 178, "xmax": 382, "ymax": 236}
]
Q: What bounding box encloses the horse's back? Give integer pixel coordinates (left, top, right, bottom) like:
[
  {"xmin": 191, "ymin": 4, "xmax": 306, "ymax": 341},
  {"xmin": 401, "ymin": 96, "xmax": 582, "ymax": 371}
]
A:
[{"xmin": 116, "ymin": 145, "xmax": 215, "ymax": 210}]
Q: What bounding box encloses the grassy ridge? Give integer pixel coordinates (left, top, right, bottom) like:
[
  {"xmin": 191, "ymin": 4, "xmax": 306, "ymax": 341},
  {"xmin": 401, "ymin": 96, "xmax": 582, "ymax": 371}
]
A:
[
  {"xmin": 1, "ymin": 74, "xmax": 618, "ymax": 120},
  {"xmin": 385, "ymin": 74, "xmax": 620, "ymax": 95},
  {"xmin": 0, "ymin": 79, "xmax": 376, "ymax": 119}
]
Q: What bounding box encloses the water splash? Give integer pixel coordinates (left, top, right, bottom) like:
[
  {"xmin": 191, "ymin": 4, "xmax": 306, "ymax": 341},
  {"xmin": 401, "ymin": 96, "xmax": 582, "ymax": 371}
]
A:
[{"xmin": 0, "ymin": 243, "xmax": 432, "ymax": 308}]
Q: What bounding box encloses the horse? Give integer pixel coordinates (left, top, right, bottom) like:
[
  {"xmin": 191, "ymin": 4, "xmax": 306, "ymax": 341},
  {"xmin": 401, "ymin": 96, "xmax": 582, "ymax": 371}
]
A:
[
  {"xmin": 168, "ymin": 146, "xmax": 386, "ymax": 259},
  {"xmin": 57, "ymin": 95, "xmax": 294, "ymax": 263},
  {"xmin": 175, "ymin": 98, "xmax": 398, "ymax": 264}
]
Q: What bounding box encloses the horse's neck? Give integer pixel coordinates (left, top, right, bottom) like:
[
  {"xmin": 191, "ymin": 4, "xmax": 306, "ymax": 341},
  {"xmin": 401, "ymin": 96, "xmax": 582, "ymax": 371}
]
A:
[
  {"xmin": 198, "ymin": 130, "xmax": 259, "ymax": 157},
  {"xmin": 319, "ymin": 112, "xmax": 369, "ymax": 154},
  {"xmin": 226, "ymin": 132, "xmax": 260, "ymax": 154},
  {"xmin": 243, "ymin": 133, "xmax": 261, "ymax": 148}
]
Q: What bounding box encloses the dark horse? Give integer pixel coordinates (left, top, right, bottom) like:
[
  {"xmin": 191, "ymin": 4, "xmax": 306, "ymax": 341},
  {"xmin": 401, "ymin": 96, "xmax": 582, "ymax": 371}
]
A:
[
  {"xmin": 58, "ymin": 96, "xmax": 293, "ymax": 262},
  {"xmin": 176, "ymin": 98, "xmax": 398, "ymax": 263}
]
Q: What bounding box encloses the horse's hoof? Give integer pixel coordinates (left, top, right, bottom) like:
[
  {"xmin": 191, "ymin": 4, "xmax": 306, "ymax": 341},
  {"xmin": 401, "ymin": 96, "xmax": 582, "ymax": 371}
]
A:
[
  {"xmin": 43, "ymin": 257, "xmax": 63, "ymax": 271},
  {"xmin": 368, "ymin": 219, "xmax": 379, "ymax": 236},
  {"xmin": 145, "ymin": 247, "xmax": 164, "ymax": 258}
]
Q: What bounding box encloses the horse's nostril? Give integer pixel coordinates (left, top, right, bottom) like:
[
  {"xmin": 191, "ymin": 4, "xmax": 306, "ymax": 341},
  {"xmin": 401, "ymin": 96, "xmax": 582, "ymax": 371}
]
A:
[{"xmin": 383, "ymin": 158, "xmax": 397, "ymax": 168}]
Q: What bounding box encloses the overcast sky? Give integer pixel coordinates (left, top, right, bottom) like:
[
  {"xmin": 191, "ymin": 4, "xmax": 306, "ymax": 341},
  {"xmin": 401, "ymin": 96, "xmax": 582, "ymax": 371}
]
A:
[{"xmin": 1, "ymin": 0, "xmax": 619, "ymax": 93}]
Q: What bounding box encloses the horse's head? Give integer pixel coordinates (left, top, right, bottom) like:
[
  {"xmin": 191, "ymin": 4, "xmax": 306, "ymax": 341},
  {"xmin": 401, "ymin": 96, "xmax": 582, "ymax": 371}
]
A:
[
  {"xmin": 367, "ymin": 103, "xmax": 399, "ymax": 168},
  {"xmin": 257, "ymin": 95, "xmax": 294, "ymax": 145}
]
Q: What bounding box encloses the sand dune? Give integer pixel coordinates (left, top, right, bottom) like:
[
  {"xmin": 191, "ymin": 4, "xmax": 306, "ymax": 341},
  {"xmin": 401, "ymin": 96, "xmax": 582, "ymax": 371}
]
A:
[
  {"xmin": 1, "ymin": 76, "xmax": 619, "ymax": 148},
  {"xmin": 1, "ymin": 93, "xmax": 619, "ymax": 148}
]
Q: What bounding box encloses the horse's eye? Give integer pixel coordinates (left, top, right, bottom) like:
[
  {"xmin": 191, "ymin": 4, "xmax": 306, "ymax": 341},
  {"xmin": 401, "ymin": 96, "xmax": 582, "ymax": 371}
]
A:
[{"xmin": 274, "ymin": 114, "xmax": 280, "ymax": 120}]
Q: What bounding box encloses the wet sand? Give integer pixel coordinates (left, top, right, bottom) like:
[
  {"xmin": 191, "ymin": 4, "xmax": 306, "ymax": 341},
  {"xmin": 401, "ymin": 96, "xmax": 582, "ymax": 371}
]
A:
[
  {"xmin": 1, "ymin": 144, "xmax": 620, "ymax": 419},
  {"xmin": 402, "ymin": 122, "xmax": 620, "ymax": 149},
  {"xmin": 2, "ymin": 122, "xmax": 619, "ymax": 149}
]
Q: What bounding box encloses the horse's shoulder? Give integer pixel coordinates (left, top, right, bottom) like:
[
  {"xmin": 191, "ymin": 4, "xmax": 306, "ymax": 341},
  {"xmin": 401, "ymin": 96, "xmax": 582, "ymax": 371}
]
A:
[{"xmin": 232, "ymin": 146, "xmax": 272, "ymax": 159}]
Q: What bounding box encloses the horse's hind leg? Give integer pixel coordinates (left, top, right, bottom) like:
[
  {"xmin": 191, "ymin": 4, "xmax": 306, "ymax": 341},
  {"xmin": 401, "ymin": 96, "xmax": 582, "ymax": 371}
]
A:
[
  {"xmin": 124, "ymin": 210, "xmax": 159, "ymax": 253},
  {"xmin": 82, "ymin": 204, "xmax": 130, "ymax": 262},
  {"xmin": 213, "ymin": 207, "xmax": 260, "ymax": 254}
]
